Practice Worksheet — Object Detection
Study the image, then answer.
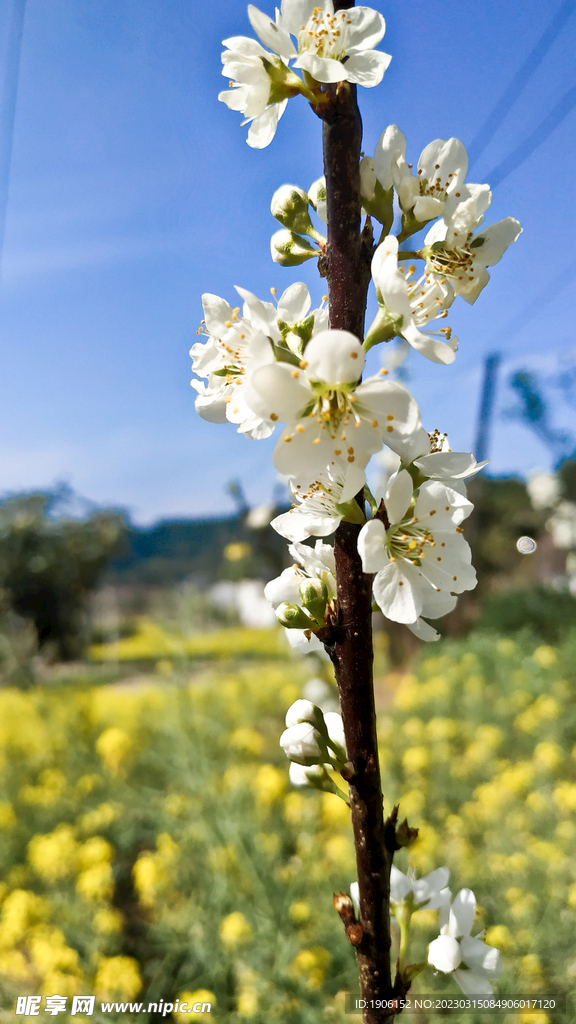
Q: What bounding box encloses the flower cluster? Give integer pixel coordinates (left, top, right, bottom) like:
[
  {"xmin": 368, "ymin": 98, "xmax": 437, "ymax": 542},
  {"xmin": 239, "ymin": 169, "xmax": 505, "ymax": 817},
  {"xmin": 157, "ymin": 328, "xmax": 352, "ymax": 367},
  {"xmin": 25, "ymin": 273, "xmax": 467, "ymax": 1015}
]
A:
[
  {"xmin": 219, "ymin": 1, "xmax": 391, "ymax": 147},
  {"xmin": 279, "ymin": 699, "xmax": 347, "ymax": 794}
]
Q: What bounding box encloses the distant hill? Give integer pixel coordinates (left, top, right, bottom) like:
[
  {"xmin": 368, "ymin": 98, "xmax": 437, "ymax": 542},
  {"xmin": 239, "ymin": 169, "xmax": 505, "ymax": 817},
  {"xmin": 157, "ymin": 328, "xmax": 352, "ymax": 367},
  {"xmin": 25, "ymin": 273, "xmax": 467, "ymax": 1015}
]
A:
[{"xmin": 110, "ymin": 513, "xmax": 286, "ymax": 585}]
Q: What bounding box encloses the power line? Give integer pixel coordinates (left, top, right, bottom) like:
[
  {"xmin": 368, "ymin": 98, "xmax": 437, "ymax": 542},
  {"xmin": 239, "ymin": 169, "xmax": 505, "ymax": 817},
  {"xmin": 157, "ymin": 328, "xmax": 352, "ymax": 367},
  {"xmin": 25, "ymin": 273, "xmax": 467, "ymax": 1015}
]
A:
[
  {"xmin": 468, "ymin": 0, "xmax": 575, "ymax": 169},
  {"xmin": 485, "ymin": 82, "xmax": 576, "ymax": 190},
  {"xmin": 0, "ymin": 0, "xmax": 26, "ymax": 279}
]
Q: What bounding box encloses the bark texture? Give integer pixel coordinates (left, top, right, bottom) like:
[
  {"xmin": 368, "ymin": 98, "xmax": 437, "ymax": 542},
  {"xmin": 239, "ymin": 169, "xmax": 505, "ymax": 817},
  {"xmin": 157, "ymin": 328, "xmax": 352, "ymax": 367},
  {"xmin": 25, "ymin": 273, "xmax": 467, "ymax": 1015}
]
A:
[{"xmin": 321, "ymin": 5, "xmax": 399, "ymax": 1019}]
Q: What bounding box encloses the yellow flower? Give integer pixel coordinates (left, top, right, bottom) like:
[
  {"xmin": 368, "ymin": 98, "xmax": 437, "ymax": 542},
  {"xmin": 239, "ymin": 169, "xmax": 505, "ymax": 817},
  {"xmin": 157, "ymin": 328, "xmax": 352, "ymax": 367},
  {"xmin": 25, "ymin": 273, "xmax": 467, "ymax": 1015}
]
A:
[
  {"xmin": 402, "ymin": 717, "xmax": 424, "ymax": 741},
  {"xmin": 229, "ymin": 727, "xmax": 264, "ymax": 756},
  {"xmin": 96, "ymin": 727, "xmax": 132, "ymax": 775},
  {"xmin": 533, "ymin": 741, "xmax": 563, "ymax": 771},
  {"xmin": 526, "ymin": 790, "xmax": 548, "ymax": 813},
  {"xmin": 40, "ymin": 970, "xmax": 82, "ymax": 998},
  {"xmin": 567, "ymin": 882, "xmax": 576, "ymax": 908},
  {"xmin": 219, "ymin": 912, "xmax": 253, "ymax": 950},
  {"xmin": 253, "ymin": 765, "xmax": 286, "ymax": 806},
  {"xmin": 0, "ymin": 803, "xmax": 16, "ymax": 829},
  {"xmin": 553, "ymin": 781, "xmax": 576, "ymax": 814},
  {"xmin": 79, "ymin": 802, "xmax": 120, "ymax": 833},
  {"xmin": 0, "ymin": 948, "xmax": 30, "ymax": 981},
  {"xmin": 532, "ymin": 645, "xmax": 556, "ymax": 668},
  {"xmin": 224, "ymin": 542, "xmax": 251, "ymax": 561},
  {"xmin": 402, "ymin": 746, "xmax": 429, "ymax": 774},
  {"xmin": 519, "ymin": 1014, "xmax": 548, "ymax": 1024},
  {"xmin": 174, "ymin": 991, "xmax": 216, "ymax": 1018},
  {"xmin": 426, "ymin": 717, "xmax": 458, "ymax": 741},
  {"xmin": 515, "ymin": 696, "xmax": 560, "ymax": 734},
  {"xmin": 94, "ymin": 956, "xmax": 142, "ymax": 1002},
  {"xmin": 291, "ymin": 946, "xmax": 330, "ymax": 989},
  {"xmin": 496, "ymin": 638, "xmax": 516, "ymax": 656},
  {"xmin": 397, "ymin": 789, "xmax": 425, "ymax": 818},
  {"xmin": 485, "ymin": 924, "xmax": 515, "ymax": 951},
  {"xmin": 93, "ymin": 908, "xmax": 123, "ymax": 934},
  {"xmin": 289, "ymin": 902, "xmax": 311, "ymax": 924},
  {"xmin": 324, "ymin": 835, "xmax": 353, "ymax": 869},
  {"xmin": 321, "ymin": 792, "xmax": 350, "ymax": 829},
  {"xmin": 78, "ymin": 836, "xmax": 114, "ymax": 869},
  {"xmin": 0, "ymin": 890, "xmax": 49, "ymax": 949},
  {"xmin": 19, "ymin": 768, "xmax": 66, "ymax": 807},
  {"xmin": 76, "ymin": 862, "xmax": 114, "ymax": 901},
  {"xmin": 29, "ymin": 924, "xmax": 80, "ymax": 976},
  {"xmin": 28, "ymin": 825, "xmax": 78, "ymax": 881}
]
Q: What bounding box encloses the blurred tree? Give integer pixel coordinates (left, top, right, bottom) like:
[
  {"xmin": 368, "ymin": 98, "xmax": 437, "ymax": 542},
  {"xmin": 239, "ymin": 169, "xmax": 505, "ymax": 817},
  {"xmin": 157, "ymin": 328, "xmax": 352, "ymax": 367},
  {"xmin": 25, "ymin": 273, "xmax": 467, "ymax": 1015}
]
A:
[{"xmin": 0, "ymin": 493, "xmax": 125, "ymax": 660}]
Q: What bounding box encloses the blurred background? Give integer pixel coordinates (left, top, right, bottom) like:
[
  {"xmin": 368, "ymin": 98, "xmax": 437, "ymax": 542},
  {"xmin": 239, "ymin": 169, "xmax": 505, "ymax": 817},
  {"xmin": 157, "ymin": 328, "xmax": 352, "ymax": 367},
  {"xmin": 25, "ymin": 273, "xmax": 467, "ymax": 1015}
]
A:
[{"xmin": 0, "ymin": 0, "xmax": 575, "ymax": 1021}]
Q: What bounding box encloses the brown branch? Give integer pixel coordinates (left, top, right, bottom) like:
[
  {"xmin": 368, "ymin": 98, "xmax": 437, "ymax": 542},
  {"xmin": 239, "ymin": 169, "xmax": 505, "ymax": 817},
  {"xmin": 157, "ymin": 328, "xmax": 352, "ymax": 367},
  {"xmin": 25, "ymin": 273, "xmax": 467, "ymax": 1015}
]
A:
[{"xmin": 319, "ymin": 5, "xmax": 400, "ymax": 1022}]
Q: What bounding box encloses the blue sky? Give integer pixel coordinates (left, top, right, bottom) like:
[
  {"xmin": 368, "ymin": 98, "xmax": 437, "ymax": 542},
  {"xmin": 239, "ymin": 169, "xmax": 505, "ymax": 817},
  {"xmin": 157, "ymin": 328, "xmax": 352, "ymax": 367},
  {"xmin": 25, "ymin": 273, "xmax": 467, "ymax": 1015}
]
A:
[{"xmin": 0, "ymin": 0, "xmax": 575, "ymax": 523}]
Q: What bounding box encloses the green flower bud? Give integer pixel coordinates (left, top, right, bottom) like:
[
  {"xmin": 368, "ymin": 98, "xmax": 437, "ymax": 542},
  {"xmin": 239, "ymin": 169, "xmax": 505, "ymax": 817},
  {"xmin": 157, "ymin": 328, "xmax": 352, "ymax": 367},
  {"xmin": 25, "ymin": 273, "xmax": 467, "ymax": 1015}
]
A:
[
  {"xmin": 275, "ymin": 602, "xmax": 314, "ymax": 630},
  {"xmin": 299, "ymin": 578, "xmax": 328, "ymax": 625},
  {"xmin": 270, "ymin": 229, "xmax": 319, "ymax": 267},
  {"xmin": 271, "ymin": 184, "xmax": 313, "ymax": 235}
]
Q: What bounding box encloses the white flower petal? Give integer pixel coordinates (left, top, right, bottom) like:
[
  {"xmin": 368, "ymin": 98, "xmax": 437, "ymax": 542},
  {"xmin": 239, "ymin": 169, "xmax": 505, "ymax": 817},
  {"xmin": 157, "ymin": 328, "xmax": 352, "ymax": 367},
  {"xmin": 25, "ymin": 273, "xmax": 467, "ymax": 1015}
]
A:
[
  {"xmin": 285, "ymin": 698, "xmax": 317, "ymax": 728},
  {"xmin": 280, "ymin": 0, "xmax": 325, "ymax": 36},
  {"xmin": 390, "ymin": 865, "xmax": 412, "ymax": 903},
  {"xmin": 247, "ymin": 4, "xmax": 297, "ymax": 57},
  {"xmin": 406, "ymin": 617, "xmax": 441, "ymax": 641},
  {"xmin": 222, "ymin": 35, "xmax": 270, "ymax": 58},
  {"xmin": 385, "ymin": 468, "xmax": 413, "ymax": 524},
  {"xmin": 452, "ymin": 968, "xmax": 494, "ymax": 996},
  {"xmin": 246, "ymin": 362, "xmax": 312, "ymax": 422},
  {"xmin": 428, "ymin": 934, "xmax": 462, "ymax": 973},
  {"xmin": 277, "ymin": 282, "xmax": 312, "ymax": 325},
  {"xmin": 402, "ymin": 322, "xmax": 458, "ymax": 365},
  {"xmin": 304, "ymin": 330, "xmax": 365, "ymax": 384},
  {"xmin": 373, "ymin": 562, "xmax": 423, "ymax": 623},
  {"xmin": 293, "ymin": 52, "xmax": 345, "ymax": 83},
  {"xmin": 459, "ymin": 936, "xmax": 502, "ymax": 978},
  {"xmin": 358, "ymin": 519, "xmax": 388, "ymax": 573},
  {"xmin": 344, "ymin": 50, "xmax": 391, "ymax": 88},
  {"xmin": 246, "ymin": 103, "xmax": 285, "ymax": 149},
  {"xmin": 475, "ymin": 217, "xmax": 522, "ymax": 266},
  {"xmin": 413, "ymin": 867, "xmax": 450, "ymax": 905},
  {"xmin": 448, "ymin": 888, "xmax": 476, "ymax": 939},
  {"xmin": 373, "ymin": 125, "xmax": 406, "ymax": 191},
  {"xmin": 345, "ymin": 7, "xmax": 386, "ymax": 51},
  {"xmin": 264, "ymin": 567, "xmax": 301, "ymax": 608},
  {"xmin": 324, "ymin": 711, "xmax": 345, "ymax": 751}
]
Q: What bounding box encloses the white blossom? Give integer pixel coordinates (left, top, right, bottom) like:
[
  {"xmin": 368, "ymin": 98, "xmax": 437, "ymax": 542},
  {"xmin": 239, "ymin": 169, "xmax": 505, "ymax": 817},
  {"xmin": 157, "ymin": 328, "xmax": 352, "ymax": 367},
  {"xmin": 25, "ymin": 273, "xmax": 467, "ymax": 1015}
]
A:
[
  {"xmin": 265, "ymin": 538, "xmax": 336, "ymax": 609},
  {"xmin": 218, "ymin": 37, "xmax": 290, "ymax": 148},
  {"xmin": 547, "ymin": 501, "xmax": 576, "ymax": 549},
  {"xmin": 527, "ymin": 471, "xmax": 560, "ymax": 511},
  {"xmin": 248, "ymin": 1, "xmax": 391, "ymax": 88},
  {"xmin": 245, "ymin": 328, "xmax": 421, "ymax": 488},
  {"xmin": 271, "ymin": 459, "xmax": 366, "ymax": 542},
  {"xmin": 280, "ymin": 720, "xmax": 324, "ymax": 764},
  {"xmin": 390, "ymin": 865, "xmax": 451, "ymax": 909},
  {"xmin": 280, "ymin": 698, "xmax": 345, "ymax": 765},
  {"xmin": 423, "ymin": 184, "xmax": 522, "ymax": 304},
  {"xmin": 289, "ymin": 761, "xmax": 325, "ymax": 786},
  {"xmin": 366, "ymin": 237, "xmax": 458, "ymax": 364},
  {"xmin": 396, "ymin": 427, "xmax": 488, "ymax": 496},
  {"xmin": 358, "ymin": 469, "xmax": 476, "ymax": 634},
  {"xmin": 428, "ymin": 889, "xmax": 502, "ymax": 995},
  {"xmin": 392, "ymin": 135, "xmax": 469, "ymax": 224},
  {"xmin": 190, "ymin": 283, "xmax": 327, "ymax": 439}
]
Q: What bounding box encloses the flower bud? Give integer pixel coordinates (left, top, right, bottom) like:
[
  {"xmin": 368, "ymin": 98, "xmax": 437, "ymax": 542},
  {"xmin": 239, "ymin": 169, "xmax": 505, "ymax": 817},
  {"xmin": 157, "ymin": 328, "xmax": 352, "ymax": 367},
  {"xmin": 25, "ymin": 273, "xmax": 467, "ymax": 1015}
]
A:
[
  {"xmin": 308, "ymin": 177, "xmax": 327, "ymax": 224},
  {"xmin": 279, "ymin": 721, "xmax": 324, "ymax": 765},
  {"xmin": 359, "ymin": 156, "xmax": 377, "ymax": 203},
  {"xmin": 275, "ymin": 601, "xmax": 313, "ymax": 630},
  {"xmin": 289, "ymin": 761, "xmax": 324, "ymax": 787},
  {"xmin": 271, "ymin": 185, "xmax": 313, "ymax": 235},
  {"xmin": 270, "ymin": 229, "xmax": 319, "ymax": 266},
  {"xmin": 299, "ymin": 577, "xmax": 328, "ymax": 624},
  {"xmin": 285, "ymin": 698, "xmax": 322, "ymax": 729}
]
